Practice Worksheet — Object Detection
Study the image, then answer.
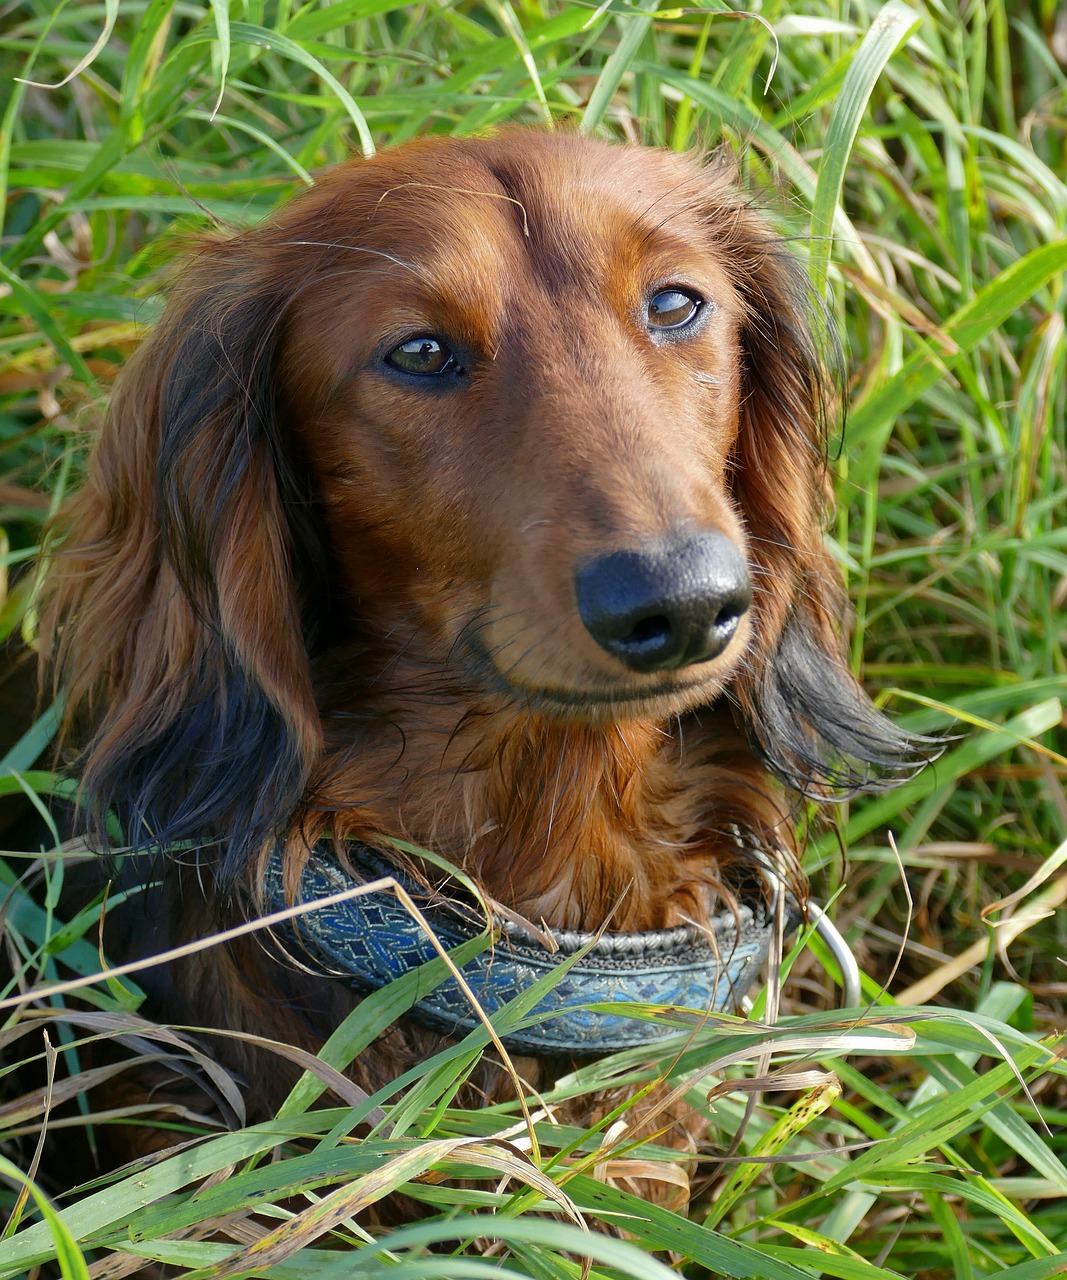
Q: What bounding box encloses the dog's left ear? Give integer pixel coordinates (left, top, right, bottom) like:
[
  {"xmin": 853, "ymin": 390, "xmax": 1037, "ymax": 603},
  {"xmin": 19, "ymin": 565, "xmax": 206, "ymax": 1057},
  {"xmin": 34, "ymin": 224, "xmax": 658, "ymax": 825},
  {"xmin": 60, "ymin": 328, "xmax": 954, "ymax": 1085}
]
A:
[{"xmin": 702, "ymin": 179, "xmax": 925, "ymax": 792}]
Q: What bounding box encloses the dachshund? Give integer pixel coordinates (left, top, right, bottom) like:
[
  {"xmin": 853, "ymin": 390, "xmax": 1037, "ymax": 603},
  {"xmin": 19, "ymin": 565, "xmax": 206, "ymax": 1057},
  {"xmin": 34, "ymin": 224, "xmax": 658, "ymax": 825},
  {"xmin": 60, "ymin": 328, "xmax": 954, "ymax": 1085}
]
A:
[{"xmin": 40, "ymin": 130, "xmax": 920, "ymax": 1195}]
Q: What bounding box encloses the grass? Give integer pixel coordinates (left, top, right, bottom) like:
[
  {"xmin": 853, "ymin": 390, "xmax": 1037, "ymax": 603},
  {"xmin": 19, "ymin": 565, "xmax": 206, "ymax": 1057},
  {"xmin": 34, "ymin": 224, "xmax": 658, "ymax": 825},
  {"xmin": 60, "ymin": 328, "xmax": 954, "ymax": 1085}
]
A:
[{"xmin": 1, "ymin": 1, "xmax": 1066, "ymax": 1276}]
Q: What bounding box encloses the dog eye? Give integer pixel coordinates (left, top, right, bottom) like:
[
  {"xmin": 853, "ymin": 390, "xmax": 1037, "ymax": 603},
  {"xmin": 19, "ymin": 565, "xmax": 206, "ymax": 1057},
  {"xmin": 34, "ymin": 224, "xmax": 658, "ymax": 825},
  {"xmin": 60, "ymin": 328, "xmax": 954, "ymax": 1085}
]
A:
[
  {"xmin": 386, "ymin": 336, "xmax": 460, "ymax": 377},
  {"xmin": 647, "ymin": 288, "xmax": 703, "ymax": 331}
]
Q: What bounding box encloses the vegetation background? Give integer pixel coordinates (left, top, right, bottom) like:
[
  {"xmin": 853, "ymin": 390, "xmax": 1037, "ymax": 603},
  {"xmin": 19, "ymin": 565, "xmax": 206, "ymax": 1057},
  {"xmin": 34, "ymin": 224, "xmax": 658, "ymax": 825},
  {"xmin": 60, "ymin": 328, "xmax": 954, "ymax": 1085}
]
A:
[{"xmin": 1, "ymin": 0, "xmax": 1065, "ymax": 1276}]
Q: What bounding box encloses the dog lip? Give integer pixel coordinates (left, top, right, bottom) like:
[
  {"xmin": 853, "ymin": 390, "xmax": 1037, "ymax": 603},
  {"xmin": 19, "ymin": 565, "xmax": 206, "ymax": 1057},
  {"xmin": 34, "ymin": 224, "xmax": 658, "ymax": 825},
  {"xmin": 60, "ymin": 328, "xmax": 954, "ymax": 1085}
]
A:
[
  {"xmin": 462, "ymin": 633, "xmax": 717, "ymax": 711},
  {"xmin": 516, "ymin": 674, "xmax": 713, "ymax": 711}
]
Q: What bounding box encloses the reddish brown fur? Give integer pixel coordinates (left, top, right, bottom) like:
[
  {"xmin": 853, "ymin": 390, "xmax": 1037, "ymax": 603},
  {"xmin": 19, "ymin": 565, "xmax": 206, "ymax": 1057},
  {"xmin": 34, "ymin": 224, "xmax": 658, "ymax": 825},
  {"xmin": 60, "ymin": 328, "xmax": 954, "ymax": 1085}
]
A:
[{"xmin": 41, "ymin": 132, "xmax": 915, "ymax": 1193}]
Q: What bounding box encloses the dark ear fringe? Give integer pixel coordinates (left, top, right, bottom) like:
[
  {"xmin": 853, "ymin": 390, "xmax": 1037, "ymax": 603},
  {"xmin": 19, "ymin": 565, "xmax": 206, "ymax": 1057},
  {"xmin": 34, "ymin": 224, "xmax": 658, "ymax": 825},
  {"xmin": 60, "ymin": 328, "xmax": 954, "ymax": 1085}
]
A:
[
  {"xmin": 147, "ymin": 289, "xmax": 319, "ymax": 884},
  {"xmin": 76, "ymin": 665, "xmax": 306, "ymax": 891},
  {"xmin": 157, "ymin": 295, "xmax": 286, "ymax": 591},
  {"xmin": 749, "ymin": 615, "xmax": 938, "ymax": 798}
]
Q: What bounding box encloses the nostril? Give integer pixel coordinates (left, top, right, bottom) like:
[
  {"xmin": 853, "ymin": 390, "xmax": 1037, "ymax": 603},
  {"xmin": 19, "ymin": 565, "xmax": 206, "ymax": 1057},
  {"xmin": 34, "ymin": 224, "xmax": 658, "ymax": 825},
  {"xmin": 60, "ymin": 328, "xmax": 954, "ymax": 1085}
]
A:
[
  {"xmin": 713, "ymin": 597, "xmax": 746, "ymax": 630},
  {"xmin": 626, "ymin": 614, "xmax": 672, "ymax": 648}
]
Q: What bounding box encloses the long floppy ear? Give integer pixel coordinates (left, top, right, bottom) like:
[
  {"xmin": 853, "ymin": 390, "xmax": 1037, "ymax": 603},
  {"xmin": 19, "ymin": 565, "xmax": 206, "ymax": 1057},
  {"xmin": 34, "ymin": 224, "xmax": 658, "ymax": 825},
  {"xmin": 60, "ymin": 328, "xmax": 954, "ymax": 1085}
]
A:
[
  {"xmin": 702, "ymin": 179, "xmax": 926, "ymax": 793},
  {"xmin": 42, "ymin": 234, "xmax": 324, "ymax": 885}
]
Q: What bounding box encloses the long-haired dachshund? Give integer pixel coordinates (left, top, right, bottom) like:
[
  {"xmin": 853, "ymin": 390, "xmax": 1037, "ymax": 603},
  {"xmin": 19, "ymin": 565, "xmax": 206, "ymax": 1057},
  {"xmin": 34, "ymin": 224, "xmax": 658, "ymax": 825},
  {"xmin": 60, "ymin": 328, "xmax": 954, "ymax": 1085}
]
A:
[{"xmin": 42, "ymin": 131, "xmax": 919, "ymax": 1192}]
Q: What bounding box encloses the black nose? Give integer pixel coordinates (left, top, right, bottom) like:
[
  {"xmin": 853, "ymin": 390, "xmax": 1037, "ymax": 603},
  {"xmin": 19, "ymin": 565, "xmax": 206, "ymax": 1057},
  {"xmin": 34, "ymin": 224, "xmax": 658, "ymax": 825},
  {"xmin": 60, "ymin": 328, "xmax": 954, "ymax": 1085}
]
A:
[{"xmin": 575, "ymin": 531, "xmax": 752, "ymax": 673}]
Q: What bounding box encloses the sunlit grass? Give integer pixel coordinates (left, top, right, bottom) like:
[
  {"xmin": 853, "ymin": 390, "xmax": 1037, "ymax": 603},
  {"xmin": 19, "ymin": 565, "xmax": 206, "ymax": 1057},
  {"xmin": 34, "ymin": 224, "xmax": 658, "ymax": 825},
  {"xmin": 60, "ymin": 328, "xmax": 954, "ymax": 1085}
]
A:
[{"xmin": 1, "ymin": 2, "xmax": 1065, "ymax": 1276}]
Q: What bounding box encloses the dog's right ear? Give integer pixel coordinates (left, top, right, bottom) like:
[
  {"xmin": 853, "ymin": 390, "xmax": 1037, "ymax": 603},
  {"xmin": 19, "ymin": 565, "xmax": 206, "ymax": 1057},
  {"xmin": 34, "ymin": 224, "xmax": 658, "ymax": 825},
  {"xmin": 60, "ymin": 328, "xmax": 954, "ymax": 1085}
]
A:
[{"xmin": 43, "ymin": 232, "xmax": 325, "ymax": 886}]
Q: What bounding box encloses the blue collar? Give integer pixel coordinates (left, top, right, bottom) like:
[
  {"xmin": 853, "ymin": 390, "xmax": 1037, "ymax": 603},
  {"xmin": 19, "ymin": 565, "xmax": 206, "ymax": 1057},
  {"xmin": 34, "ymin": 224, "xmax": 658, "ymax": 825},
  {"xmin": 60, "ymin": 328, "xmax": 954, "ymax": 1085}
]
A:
[{"xmin": 264, "ymin": 845, "xmax": 783, "ymax": 1055}]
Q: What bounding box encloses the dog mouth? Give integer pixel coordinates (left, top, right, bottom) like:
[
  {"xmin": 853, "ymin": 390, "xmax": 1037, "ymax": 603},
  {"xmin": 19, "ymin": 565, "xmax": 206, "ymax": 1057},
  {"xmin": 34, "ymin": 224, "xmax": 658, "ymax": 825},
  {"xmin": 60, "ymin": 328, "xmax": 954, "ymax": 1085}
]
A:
[
  {"xmin": 461, "ymin": 633, "xmax": 724, "ymax": 718},
  {"xmin": 513, "ymin": 672, "xmax": 719, "ymax": 716}
]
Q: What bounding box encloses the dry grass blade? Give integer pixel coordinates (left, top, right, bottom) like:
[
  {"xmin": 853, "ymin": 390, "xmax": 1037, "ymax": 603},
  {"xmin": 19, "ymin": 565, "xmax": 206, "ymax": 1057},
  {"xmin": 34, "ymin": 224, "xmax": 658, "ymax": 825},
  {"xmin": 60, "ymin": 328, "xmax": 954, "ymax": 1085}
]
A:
[
  {"xmin": 704, "ymin": 1072, "xmax": 842, "ymax": 1228},
  {"xmin": 0, "ymin": 1030, "xmax": 54, "ymax": 1239},
  {"xmin": 193, "ymin": 1138, "xmax": 583, "ymax": 1279},
  {"xmin": 0, "ymin": 1009, "xmax": 247, "ymax": 1126},
  {"xmin": 0, "ymin": 1053, "xmax": 193, "ymax": 1133},
  {"xmin": 0, "ymin": 873, "xmax": 536, "ymax": 1145},
  {"xmin": 897, "ymin": 871, "xmax": 1067, "ymax": 1006}
]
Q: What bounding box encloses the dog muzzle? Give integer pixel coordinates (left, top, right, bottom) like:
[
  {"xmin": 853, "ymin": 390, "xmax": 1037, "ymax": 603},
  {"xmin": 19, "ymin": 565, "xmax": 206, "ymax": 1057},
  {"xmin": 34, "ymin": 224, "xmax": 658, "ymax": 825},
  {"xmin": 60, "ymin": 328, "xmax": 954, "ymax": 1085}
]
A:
[{"xmin": 264, "ymin": 845, "xmax": 858, "ymax": 1055}]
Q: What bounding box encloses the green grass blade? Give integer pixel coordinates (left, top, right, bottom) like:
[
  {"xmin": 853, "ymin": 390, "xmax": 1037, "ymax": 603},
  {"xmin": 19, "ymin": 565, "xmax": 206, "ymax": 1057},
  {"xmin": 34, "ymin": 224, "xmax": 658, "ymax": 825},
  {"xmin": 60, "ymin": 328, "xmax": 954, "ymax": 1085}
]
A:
[
  {"xmin": 194, "ymin": 22, "xmax": 375, "ymax": 156},
  {"xmin": 580, "ymin": 0, "xmax": 660, "ymax": 135},
  {"xmin": 809, "ymin": 1, "xmax": 922, "ymax": 296},
  {"xmin": 0, "ymin": 263, "xmax": 94, "ymax": 383},
  {"xmin": 14, "ymin": 0, "xmax": 118, "ymax": 91},
  {"xmin": 275, "ymin": 930, "xmax": 494, "ymax": 1120},
  {"xmin": 207, "ymin": 0, "xmax": 230, "ymax": 119},
  {"xmin": 849, "ymin": 238, "xmax": 1067, "ymax": 486},
  {"xmin": 843, "ymin": 697, "xmax": 1062, "ymax": 842},
  {"xmin": 0, "ymin": 1158, "xmax": 89, "ymax": 1279}
]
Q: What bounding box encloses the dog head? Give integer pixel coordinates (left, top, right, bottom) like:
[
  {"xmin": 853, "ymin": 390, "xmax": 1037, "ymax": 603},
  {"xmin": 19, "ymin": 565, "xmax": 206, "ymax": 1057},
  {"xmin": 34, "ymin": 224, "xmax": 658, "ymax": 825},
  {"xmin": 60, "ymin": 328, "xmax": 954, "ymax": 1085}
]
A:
[{"xmin": 45, "ymin": 132, "xmax": 920, "ymax": 882}]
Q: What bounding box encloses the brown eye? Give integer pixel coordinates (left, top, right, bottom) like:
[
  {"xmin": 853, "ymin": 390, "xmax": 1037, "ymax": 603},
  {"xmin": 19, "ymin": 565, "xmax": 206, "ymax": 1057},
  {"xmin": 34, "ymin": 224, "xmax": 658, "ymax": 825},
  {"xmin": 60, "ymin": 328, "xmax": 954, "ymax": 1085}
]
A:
[
  {"xmin": 385, "ymin": 336, "xmax": 459, "ymax": 377},
  {"xmin": 647, "ymin": 288, "xmax": 703, "ymax": 331}
]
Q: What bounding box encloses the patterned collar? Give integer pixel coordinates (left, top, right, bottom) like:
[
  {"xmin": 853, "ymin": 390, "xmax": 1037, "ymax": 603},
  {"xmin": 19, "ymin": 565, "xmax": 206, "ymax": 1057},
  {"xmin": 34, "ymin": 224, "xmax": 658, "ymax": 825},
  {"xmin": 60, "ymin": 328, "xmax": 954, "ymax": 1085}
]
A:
[{"xmin": 264, "ymin": 844, "xmax": 795, "ymax": 1054}]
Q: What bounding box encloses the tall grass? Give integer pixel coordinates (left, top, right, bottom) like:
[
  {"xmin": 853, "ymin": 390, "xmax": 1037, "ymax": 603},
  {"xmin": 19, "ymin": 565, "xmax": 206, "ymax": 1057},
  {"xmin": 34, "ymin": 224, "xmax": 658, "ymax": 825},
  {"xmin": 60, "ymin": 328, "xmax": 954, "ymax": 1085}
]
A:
[{"xmin": 1, "ymin": 2, "xmax": 1065, "ymax": 1276}]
